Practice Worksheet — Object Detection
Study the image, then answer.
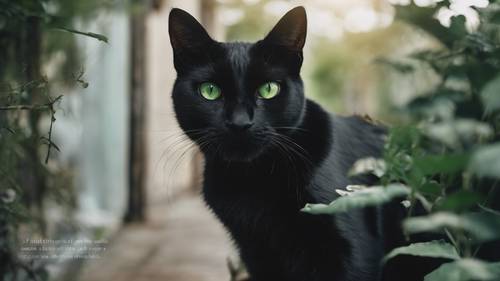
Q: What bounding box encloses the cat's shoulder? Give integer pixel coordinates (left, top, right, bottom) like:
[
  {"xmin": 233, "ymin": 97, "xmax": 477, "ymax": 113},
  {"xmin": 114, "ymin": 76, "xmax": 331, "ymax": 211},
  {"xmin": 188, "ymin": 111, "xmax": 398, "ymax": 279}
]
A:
[
  {"xmin": 329, "ymin": 112, "xmax": 386, "ymax": 156},
  {"xmin": 305, "ymin": 99, "xmax": 386, "ymax": 136},
  {"xmin": 331, "ymin": 113, "xmax": 386, "ymax": 138}
]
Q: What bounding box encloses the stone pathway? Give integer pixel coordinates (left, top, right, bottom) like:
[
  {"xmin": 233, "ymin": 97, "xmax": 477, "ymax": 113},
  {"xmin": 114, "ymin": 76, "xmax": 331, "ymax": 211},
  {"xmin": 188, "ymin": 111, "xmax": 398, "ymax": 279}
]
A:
[{"xmin": 77, "ymin": 193, "xmax": 233, "ymax": 281}]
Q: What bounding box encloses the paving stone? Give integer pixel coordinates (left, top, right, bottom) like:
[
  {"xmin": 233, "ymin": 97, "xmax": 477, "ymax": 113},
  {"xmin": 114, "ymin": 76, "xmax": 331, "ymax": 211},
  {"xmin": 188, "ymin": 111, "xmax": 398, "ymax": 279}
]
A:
[{"xmin": 78, "ymin": 194, "xmax": 233, "ymax": 281}]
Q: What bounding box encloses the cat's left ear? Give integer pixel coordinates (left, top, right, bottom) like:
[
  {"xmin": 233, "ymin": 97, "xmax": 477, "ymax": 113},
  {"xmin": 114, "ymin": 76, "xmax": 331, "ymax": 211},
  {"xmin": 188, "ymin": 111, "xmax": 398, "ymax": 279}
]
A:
[
  {"xmin": 263, "ymin": 6, "xmax": 307, "ymax": 52},
  {"xmin": 169, "ymin": 8, "xmax": 213, "ymax": 54}
]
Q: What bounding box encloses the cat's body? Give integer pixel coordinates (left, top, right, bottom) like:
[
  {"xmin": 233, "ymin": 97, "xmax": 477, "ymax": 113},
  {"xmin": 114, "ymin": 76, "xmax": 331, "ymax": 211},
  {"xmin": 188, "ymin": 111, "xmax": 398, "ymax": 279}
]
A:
[
  {"xmin": 203, "ymin": 100, "xmax": 391, "ymax": 281},
  {"xmin": 168, "ymin": 6, "xmax": 433, "ymax": 281}
]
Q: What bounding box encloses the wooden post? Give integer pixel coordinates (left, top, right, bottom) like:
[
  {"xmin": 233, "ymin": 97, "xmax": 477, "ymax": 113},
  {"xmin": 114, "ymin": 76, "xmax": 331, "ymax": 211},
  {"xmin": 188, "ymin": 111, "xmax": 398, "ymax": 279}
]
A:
[{"xmin": 125, "ymin": 2, "xmax": 150, "ymax": 223}]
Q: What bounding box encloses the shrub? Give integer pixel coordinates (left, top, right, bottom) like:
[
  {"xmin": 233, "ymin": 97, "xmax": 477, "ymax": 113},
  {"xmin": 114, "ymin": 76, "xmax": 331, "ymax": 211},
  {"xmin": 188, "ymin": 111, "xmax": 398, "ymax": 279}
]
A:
[{"xmin": 304, "ymin": 1, "xmax": 500, "ymax": 280}]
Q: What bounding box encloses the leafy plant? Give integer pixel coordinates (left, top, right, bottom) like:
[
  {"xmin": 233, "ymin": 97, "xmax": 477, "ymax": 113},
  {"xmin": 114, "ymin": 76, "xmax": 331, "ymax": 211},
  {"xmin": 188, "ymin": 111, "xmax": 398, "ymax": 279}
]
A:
[
  {"xmin": 303, "ymin": 1, "xmax": 500, "ymax": 280},
  {"xmin": 0, "ymin": 0, "xmax": 109, "ymax": 280}
]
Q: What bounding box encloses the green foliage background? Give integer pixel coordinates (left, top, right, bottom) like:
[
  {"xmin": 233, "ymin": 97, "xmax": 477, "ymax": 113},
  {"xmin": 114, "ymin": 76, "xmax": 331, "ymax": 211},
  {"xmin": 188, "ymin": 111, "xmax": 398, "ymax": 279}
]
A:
[
  {"xmin": 0, "ymin": 0, "xmax": 114, "ymax": 280},
  {"xmin": 303, "ymin": 1, "xmax": 500, "ymax": 280}
]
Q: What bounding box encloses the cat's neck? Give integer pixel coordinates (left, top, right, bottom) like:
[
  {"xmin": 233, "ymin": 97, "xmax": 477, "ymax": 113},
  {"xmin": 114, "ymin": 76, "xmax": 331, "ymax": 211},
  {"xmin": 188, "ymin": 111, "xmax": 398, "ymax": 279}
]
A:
[{"xmin": 280, "ymin": 99, "xmax": 333, "ymax": 166}]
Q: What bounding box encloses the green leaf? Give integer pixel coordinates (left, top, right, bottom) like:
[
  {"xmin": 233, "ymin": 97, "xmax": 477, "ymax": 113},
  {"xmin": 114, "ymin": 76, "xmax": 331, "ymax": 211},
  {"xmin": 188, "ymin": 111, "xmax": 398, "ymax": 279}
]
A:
[
  {"xmin": 479, "ymin": 204, "xmax": 500, "ymax": 216},
  {"xmin": 462, "ymin": 34, "xmax": 497, "ymax": 54},
  {"xmin": 53, "ymin": 27, "xmax": 109, "ymax": 43},
  {"xmin": 413, "ymin": 153, "xmax": 470, "ymax": 176},
  {"xmin": 384, "ymin": 240, "xmax": 459, "ymax": 263},
  {"xmin": 491, "ymin": 11, "xmax": 500, "ymax": 24},
  {"xmin": 374, "ymin": 57, "xmax": 415, "ymax": 74},
  {"xmin": 419, "ymin": 181, "xmax": 442, "ymax": 197},
  {"xmin": 387, "ymin": 126, "xmax": 421, "ymax": 148},
  {"xmin": 421, "ymin": 120, "xmax": 493, "ymax": 149},
  {"xmin": 437, "ymin": 190, "xmax": 484, "ymax": 212},
  {"xmin": 481, "ymin": 75, "xmax": 500, "ymax": 114},
  {"xmin": 404, "ymin": 212, "xmax": 500, "ymax": 243},
  {"xmin": 425, "ymin": 259, "xmax": 500, "ymax": 281},
  {"xmin": 449, "ymin": 15, "xmax": 468, "ymax": 39},
  {"xmin": 469, "ymin": 143, "xmax": 500, "ymax": 178},
  {"xmin": 405, "ymin": 88, "xmax": 466, "ymax": 120},
  {"xmin": 302, "ymin": 185, "xmax": 410, "ymax": 215}
]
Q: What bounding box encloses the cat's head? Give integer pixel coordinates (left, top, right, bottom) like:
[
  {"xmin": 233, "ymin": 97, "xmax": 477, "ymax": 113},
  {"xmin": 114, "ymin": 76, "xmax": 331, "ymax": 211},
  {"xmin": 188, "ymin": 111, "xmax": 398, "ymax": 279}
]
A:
[{"xmin": 169, "ymin": 6, "xmax": 307, "ymax": 162}]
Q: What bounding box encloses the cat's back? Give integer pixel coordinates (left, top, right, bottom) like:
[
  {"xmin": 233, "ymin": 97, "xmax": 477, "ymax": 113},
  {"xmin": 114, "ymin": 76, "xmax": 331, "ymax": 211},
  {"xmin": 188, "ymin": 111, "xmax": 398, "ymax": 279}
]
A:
[
  {"xmin": 305, "ymin": 111, "xmax": 390, "ymax": 281},
  {"xmin": 330, "ymin": 114, "xmax": 386, "ymax": 160},
  {"xmin": 308, "ymin": 111, "xmax": 386, "ymax": 204}
]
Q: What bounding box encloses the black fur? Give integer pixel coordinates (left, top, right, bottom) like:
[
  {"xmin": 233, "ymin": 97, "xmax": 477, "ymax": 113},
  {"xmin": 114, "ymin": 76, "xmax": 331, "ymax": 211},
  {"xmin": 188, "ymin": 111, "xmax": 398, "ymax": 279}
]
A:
[{"xmin": 168, "ymin": 7, "xmax": 438, "ymax": 281}]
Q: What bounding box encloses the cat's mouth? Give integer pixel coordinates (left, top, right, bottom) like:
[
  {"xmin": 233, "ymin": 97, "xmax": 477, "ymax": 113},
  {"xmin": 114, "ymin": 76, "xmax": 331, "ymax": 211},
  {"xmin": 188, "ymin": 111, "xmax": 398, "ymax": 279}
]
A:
[
  {"xmin": 192, "ymin": 129, "xmax": 271, "ymax": 162},
  {"xmin": 218, "ymin": 132, "xmax": 269, "ymax": 162}
]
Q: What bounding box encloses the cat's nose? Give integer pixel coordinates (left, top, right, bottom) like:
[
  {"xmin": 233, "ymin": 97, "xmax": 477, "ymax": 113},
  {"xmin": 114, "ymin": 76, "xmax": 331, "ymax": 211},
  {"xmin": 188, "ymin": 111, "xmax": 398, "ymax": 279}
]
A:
[
  {"xmin": 226, "ymin": 105, "xmax": 253, "ymax": 131},
  {"xmin": 225, "ymin": 119, "xmax": 254, "ymax": 131},
  {"xmin": 225, "ymin": 110, "xmax": 253, "ymax": 131}
]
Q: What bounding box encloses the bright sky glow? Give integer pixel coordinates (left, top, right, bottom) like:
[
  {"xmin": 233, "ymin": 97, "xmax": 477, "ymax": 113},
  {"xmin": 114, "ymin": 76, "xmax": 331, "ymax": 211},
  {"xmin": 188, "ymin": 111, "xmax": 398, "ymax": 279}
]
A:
[
  {"xmin": 219, "ymin": 7, "xmax": 245, "ymax": 26},
  {"xmin": 263, "ymin": 0, "xmax": 293, "ymax": 16},
  {"xmin": 344, "ymin": 8, "xmax": 380, "ymax": 33},
  {"xmin": 388, "ymin": 0, "xmax": 412, "ymax": 5},
  {"xmin": 242, "ymin": 0, "xmax": 261, "ymax": 5},
  {"xmin": 260, "ymin": 0, "xmax": 397, "ymax": 39},
  {"xmin": 218, "ymin": 0, "xmax": 491, "ymax": 40}
]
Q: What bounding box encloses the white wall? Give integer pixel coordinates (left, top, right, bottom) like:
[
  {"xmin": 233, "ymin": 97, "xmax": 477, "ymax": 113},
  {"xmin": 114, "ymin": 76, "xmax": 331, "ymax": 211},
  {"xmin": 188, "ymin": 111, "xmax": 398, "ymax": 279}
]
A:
[
  {"xmin": 145, "ymin": 0, "xmax": 202, "ymax": 205},
  {"xmin": 53, "ymin": 10, "xmax": 130, "ymax": 230}
]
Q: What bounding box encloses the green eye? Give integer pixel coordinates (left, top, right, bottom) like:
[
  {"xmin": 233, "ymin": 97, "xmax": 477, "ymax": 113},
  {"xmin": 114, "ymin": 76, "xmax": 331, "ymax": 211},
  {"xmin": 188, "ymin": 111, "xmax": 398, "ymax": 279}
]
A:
[
  {"xmin": 199, "ymin": 82, "xmax": 221, "ymax": 100},
  {"xmin": 258, "ymin": 82, "xmax": 280, "ymax": 99}
]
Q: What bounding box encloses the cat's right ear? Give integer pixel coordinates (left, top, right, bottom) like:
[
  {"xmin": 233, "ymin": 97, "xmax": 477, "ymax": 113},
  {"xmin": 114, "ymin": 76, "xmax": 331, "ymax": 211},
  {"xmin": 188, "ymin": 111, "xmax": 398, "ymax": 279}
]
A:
[
  {"xmin": 169, "ymin": 8, "xmax": 214, "ymax": 70},
  {"xmin": 262, "ymin": 6, "xmax": 307, "ymax": 52}
]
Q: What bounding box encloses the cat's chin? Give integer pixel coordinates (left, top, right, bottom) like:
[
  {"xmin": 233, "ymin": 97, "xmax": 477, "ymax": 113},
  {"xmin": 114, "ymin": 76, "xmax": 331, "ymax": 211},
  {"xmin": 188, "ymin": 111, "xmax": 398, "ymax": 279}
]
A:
[
  {"xmin": 197, "ymin": 132, "xmax": 269, "ymax": 162},
  {"xmin": 214, "ymin": 139, "xmax": 269, "ymax": 162},
  {"xmin": 210, "ymin": 141, "xmax": 265, "ymax": 162},
  {"xmin": 219, "ymin": 147, "xmax": 264, "ymax": 162}
]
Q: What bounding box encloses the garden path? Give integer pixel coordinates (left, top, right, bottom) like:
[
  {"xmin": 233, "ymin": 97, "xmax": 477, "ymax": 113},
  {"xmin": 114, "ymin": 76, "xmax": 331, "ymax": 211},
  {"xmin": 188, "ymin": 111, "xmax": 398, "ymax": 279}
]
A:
[{"xmin": 77, "ymin": 193, "xmax": 233, "ymax": 281}]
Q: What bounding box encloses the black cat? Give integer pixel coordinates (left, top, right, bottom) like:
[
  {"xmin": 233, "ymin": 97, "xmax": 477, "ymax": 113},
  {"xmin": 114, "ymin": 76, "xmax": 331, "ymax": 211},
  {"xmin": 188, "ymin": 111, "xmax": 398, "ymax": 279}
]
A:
[{"xmin": 168, "ymin": 6, "xmax": 436, "ymax": 281}]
